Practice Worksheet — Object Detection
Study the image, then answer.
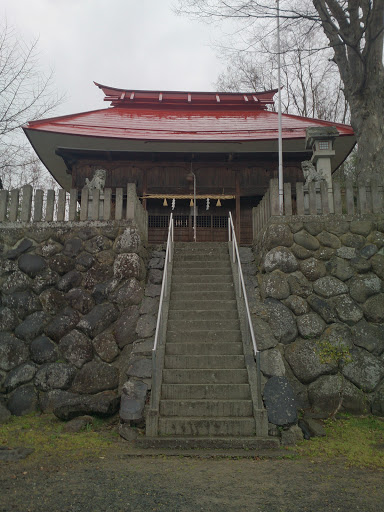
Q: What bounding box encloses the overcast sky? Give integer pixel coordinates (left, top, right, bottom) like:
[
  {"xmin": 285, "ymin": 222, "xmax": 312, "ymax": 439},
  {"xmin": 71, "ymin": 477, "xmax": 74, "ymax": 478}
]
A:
[{"xmin": 0, "ymin": 0, "xmax": 227, "ymax": 118}]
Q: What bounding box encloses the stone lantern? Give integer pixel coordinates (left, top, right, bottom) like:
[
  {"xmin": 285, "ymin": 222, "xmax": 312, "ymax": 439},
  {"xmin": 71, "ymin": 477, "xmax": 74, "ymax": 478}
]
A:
[{"xmin": 305, "ymin": 127, "xmax": 339, "ymax": 213}]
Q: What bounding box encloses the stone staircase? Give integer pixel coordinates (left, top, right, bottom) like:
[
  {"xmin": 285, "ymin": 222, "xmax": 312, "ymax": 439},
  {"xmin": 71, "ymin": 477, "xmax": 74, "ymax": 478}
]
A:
[{"xmin": 142, "ymin": 242, "xmax": 276, "ymax": 450}]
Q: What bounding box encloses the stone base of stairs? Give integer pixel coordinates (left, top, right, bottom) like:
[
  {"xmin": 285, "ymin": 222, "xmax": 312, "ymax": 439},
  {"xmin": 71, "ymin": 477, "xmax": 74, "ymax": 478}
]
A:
[{"xmin": 134, "ymin": 436, "xmax": 280, "ymax": 451}]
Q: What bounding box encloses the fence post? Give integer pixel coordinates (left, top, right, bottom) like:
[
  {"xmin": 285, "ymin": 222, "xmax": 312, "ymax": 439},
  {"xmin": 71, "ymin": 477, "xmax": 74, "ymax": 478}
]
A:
[
  {"xmin": 69, "ymin": 189, "xmax": 78, "ymax": 221},
  {"xmin": 9, "ymin": 189, "xmax": 20, "ymax": 222},
  {"xmin": 333, "ymin": 181, "xmax": 342, "ymax": 214},
  {"xmin": 269, "ymin": 179, "xmax": 280, "ymax": 216},
  {"xmin": 104, "ymin": 188, "xmax": 112, "ymax": 220},
  {"xmin": 308, "ymin": 182, "xmax": 317, "ymax": 215},
  {"xmin": 80, "ymin": 188, "xmax": 89, "ymax": 221},
  {"xmin": 0, "ymin": 190, "xmax": 9, "ymax": 221},
  {"xmin": 57, "ymin": 189, "xmax": 66, "ymax": 221},
  {"xmin": 91, "ymin": 189, "xmax": 100, "ymax": 220},
  {"xmin": 346, "ymin": 183, "xmax": 355, "ymax": 214},
  {"xmin": 296, "ymin": 182, "xmax": 304, "ymax": 215},
  {"xmin": 320, "ymin": 181, "xmax": 329, "ymax": 214},
  {"xmin": 34, "ymin": 190, "xmax": 44, "ymax": 221},
  {"xmin": 284, "ymin": 183, "xmax": 292, "ymax": 215},
  {"xmin": 358, "ymin": 183, "xmax": 368, "ymax": 214},
  {"xmin": 126, "ymin": 183, "xmax": 136, "ymax": 221},
  {"xmin": 46, "ymin": 190, "xmax": 55, "ymax": 221},
  {"xmin": 115, "ymin": 188, "xmax": 123, "ymax": 220},
  {"xmin": 20, "ymin": 185, "xmax": 33, "ymax": 222}
]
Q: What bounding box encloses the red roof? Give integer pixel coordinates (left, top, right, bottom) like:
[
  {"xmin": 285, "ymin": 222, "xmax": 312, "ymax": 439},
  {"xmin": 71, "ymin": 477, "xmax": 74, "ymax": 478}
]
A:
[{"xmin": 25, "ymin": 83, "xmax": 354, "ymax": 142}]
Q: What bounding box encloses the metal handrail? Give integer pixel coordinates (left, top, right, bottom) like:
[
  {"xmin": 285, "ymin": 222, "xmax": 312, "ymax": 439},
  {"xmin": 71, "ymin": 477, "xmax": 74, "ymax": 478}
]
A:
[
  {"xmin": 151, "ymin": 213, "xmax": 174, "ymax": 410},
  {"xmin": 228, "ymin": 212, "xmax": 262, "ymax": 404}
]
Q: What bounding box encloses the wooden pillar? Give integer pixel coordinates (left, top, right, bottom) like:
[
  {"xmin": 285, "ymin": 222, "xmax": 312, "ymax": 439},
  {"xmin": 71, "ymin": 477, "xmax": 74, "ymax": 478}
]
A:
[
  {"xmin": 142, "ymin": 170, "xmax": 147, "ymax": 210},
  {"xmin": 236, "ymin": 172, "xmax": 241, "ymax": 243}
]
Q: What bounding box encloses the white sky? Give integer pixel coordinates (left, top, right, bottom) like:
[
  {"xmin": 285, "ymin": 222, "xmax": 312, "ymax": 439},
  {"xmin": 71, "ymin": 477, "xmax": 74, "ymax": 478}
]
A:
[{"xmin": 0, "ymin": 0, "xmax": 227, "ymax": 118}]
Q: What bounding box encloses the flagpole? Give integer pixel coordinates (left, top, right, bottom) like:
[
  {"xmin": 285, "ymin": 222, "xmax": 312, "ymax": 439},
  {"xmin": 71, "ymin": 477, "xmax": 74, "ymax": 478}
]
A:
[{"xmin": 276, "ymin": 0, "xmax": 284, "ymax": 215}]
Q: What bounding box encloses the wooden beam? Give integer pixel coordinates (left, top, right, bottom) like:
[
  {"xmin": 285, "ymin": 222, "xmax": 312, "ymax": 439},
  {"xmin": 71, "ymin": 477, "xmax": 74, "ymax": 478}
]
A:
[{"xmin": 236, "ymin": 172, "xmax": 241, "ymax": 243}]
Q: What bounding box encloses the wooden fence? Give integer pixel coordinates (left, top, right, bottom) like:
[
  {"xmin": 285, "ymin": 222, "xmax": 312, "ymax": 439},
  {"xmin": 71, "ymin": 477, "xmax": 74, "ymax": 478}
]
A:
[
  {"xmin": 0, "ymin": 183, "xmax": 148, "ymax": 240},
  {"xmin": 253, "ymin": 178, "xmax": 384, "ymax": 238}
]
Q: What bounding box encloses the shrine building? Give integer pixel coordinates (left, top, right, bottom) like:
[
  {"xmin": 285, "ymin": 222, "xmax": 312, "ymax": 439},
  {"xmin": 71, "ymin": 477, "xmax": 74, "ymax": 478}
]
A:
[{"xmin": 23, "ymin": 82, "xmax": 355, "ymax": 244}]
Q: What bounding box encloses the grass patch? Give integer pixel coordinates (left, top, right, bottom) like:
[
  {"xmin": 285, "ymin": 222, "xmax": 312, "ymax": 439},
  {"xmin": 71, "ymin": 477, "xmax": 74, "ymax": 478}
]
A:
[
  {"xmin": 295, "ymin": 415, "xmax": 384, "ymax": 470},
  {"xmin": 0, "ymin": 413, "xmax": 118, "ymax": 462}
]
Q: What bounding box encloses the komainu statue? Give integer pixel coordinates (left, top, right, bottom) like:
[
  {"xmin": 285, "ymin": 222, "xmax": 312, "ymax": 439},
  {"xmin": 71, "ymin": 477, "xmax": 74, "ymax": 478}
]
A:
[
  {"xmin": 301, "ymin": 160, "xmax": 324, "ymax": 185},
  {"xmin": 85, "ymin": 168, "xmax": 107, "ymax": 190}
]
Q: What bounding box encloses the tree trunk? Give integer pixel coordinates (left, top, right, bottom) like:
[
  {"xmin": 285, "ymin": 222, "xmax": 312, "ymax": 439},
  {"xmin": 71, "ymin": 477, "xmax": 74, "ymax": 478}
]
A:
[{"xmin": 348, "ymin": 89, "xmax": 384, "ymax": 182}]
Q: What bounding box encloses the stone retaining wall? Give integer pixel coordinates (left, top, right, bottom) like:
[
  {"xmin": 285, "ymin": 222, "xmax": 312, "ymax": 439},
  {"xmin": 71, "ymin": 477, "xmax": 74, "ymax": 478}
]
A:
[
  {"xmin": 0, "ymin": 221, "xmax": 163, "ymax": 425},
  {"xmin": 252, "ymin": 214, "xmax": 384, "ymax": 417}
]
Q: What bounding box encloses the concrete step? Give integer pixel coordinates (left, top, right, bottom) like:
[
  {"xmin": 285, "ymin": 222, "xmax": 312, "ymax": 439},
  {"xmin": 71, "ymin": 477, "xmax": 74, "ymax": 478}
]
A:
[
  {"xmin": 159, "ymin": 399, "xmax": 253, "ymax": 417},
  {"xmin": 175, "ymin": 242, "xmax": 228, "ymax": 251},
  {"xmin": 171, "ymin": 283, "xmax": 234, "ymax": 293},
  {"xmin": 162, "ymin": 368, "xmax": 248, "ymax": 384},
  {"xmin": 173, "ymin": 267, "xmax": 231, "ymax": 276},
  {"xmin": 169, "ymin": 300, "xmax": 237, "ymax": 311},
  {"xmin": 167, "ymin": 330, "xmax": 242, "ymax": 343},
  {"xmin": 135, "ymin": 436, "xmax": 280, "ymax": 450},
  {"xmin": 167, "ymin": 319, "xmax": 240, "ymax": 331},
  {"xmin": 161, "ymin": 383, "xmax": 251, "ymax": 400},
  {"xmin": 172, "ymin": 274, "xmax": 233, "ymax": 284},
  {"xmin": 158, "ymin": 417, "xmax": 256, "ymax": 436},
  {"xmin": 174, "ymin": 253, "xmax": 230, "ymax": 261},
  {"xmin": 173, "ymin": 260, "xmax": 231, "ymax": 269},
  {"xmin": 164, "ymin": 354, "xmax": 245, "ymax": 369},
  {"xmin": 168, "ymin": 309, "xmax": 238, "ymax": 321},
  {"xmin": 170, "ymin": 291, "xmax": 235, "ymax": 301},
  {"xmin": 165, "ymin": 342, "xmax": 243, "ymax": 356}
]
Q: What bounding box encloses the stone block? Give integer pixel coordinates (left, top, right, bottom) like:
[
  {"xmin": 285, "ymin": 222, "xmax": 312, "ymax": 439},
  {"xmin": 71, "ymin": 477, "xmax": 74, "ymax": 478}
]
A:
[
  {"xmin": 66, "ymin": 288, "xmax": 95, "ymax": 315},
  {"xmin": 342, "ymin": 348, "xmax": 384, "ymax": 393},
  {"xmin": 260, "ymin": 348, "xmax": 285, "ymax": 377},
  {"xmin": 264, "ymin": 298, "xmax": 298, "ymax": 344},
  {"xmin": 135, "ymin": 314, "xmax": 157, "ymax": 339},
  {"xmin": 308, "ymin": 374, "xmax": 367, "ymax": 414},
  {"xmin": 30, "ymin": 336, "xmax": 59, "ymax": 364},
  {"xmin": 0, "ymin": 333, "xmax": 29, "ymax": 371},
  {"xmin": 15, "ymin": 311, "xmax": 50, "ymax": 341},
  {"xmin": 293, "ymin": 230, "xmax": 320, "ymax": 250},
  {"xmin": 352, "ymin": 320, "xmax": 384, "ymax": 356},
  {"xmin": 18, "ymin": 253, "xmax": 46, "ymax": 277},
  {"xmin": 7, "ymin": 385, "xmax": 38, "ymax": 416},
  {"xmin": 284, "ymin": 295, "xmax": 310, "ymax": 316},
  {"xmin": 77, "ymin": 303, "xmax": 119, "ymax": 338},
  {"xmin": 45, "ymin": 307, "xmax": 80, "ymax": 342},
  {"xmin": 326, "ymin": 256, "xmax": 354, "ymax": 281},
  {"xmin": 263, "ymin": 223, "xmax": 293, "ymax": 250},
  {"xmin": 263, "ymin": 376, "xmax": 297, "ymax": 426},
  {"xmin": 113, "ymin": 306, "xmax": 140, "ymax": 348},
  {"xmin": 313, "ymin": 276, "xmax": 348, "ymax": 298},
  {"xmin": 84, "ymin": 235, "xmax": 113, "ymax": 254},
  {"xmin": 287, "ymin": 272, "xmax": 313, "ymax": 298},
  {"xmin": 109, "ymin": 278, "xmax": 143, "ymax": 306},
  {"xmin": 35, "ymin": 363, "xmax": 76, "ymax": 391},
  {"xmin": 59, "ymin": 329, "xmax": 94, "ymax": 368},
  {"xmin": 300, "ymin": 258, "xmax": 326, "ymax": 282},
  {"xmin": 285, "ymin": 338, "xmax": 336, "ymax": 384},
  {"xmin": 264, "ymin": 247, "xmax": 298, "ymax": 273},
  {"xmin": 332, "ymin": 295, "xmax": 363, "ymax": 325},
  {"xmin": 260, "ymin": 270, "xmax": 290, "ymax": 300},
  {"xmin": 363, "ymin": 294, "xmax": 384, "ymax": 323},
  {"xmin": 113, "ymin": 253, "xmax": 145, "ymax": 281},
  {"xmin": 4, "ymin": 362, "xmax": 38, "ymax": 392},
  {"xmin": 316, "ymin": 231, "xmax": 341, "ymax": 249},
  {"xmin": 53, "ymin": 390, "xmax": 120, "ymax": 421},
  {"xmin": 57, "ymin": 270, "xmax": 83, "ymax": 292},
  {"xmin": 92, "ymin": 331, "xmax": 120, "ymax": 363},
  {"xmin": 6, "ymin": 239, "xmax": 33, "ymax": 260},
  {"xmin": 307, "ymin": 295, "xmax": 337, "ymax": 324},
  {"xmin": 297, "ymin": 313, "xmax": 326, "ymax": 338},
  {"xmin": 71, "ymin": 361, "xmax": 119, "ymax": 394}
]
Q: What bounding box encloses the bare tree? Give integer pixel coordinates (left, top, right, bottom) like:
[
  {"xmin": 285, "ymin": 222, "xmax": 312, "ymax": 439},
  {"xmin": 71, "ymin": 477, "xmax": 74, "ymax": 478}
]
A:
[
  {"xmin": 0, "ymin": 22, "xmax": 63, "ymax": 189},
  {"xmin": 176, "ymin": 0, "xmax": 384, "ymax": 181}
]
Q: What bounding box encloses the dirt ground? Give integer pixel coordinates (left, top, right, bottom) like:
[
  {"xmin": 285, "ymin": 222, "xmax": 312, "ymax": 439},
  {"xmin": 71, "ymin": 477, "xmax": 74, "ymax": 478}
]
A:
[{"xmin": 1, "ymin": 445, "xmax": 383, "ymax": 512}]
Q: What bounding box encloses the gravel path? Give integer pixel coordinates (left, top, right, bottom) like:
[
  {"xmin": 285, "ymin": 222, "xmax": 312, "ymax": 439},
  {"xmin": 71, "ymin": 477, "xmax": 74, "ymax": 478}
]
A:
[{"xmin": 1, "ymin": 447, "xmax": 383, "ymax": 512}]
